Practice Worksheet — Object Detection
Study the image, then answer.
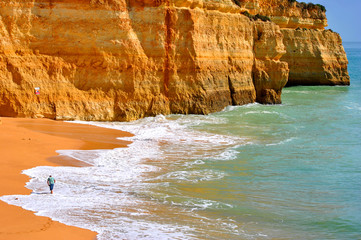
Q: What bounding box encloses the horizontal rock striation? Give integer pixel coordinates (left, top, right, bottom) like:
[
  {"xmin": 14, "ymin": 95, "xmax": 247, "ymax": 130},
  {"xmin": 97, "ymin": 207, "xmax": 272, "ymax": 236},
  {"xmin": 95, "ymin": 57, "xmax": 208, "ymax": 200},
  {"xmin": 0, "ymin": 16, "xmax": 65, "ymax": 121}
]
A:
[
  {"xmin": 239, "ymin": 0, "xmax": 349, "ymax": 86},
  {"xmin": 281, "ymin": 28, "xmax": 350, "ymax": 86},
  {"xmin": 243, "ymin": 0, "xmax": 327, "ymax": 29},
  {"xmin": 0, "ymin": 0, "xmax": 349, "ymax": 121},
  {"xmin": 0, "ymin": 0, "xmax": 289, "ymax": 120}
]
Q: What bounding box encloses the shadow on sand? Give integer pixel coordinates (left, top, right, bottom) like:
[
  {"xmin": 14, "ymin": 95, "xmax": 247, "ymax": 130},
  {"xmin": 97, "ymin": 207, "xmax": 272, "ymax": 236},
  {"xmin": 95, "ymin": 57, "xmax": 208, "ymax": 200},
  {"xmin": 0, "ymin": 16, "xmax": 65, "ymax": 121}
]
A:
[{"xmin": 31, "ymin": 191, "xmax": 51, "ymax": 195}]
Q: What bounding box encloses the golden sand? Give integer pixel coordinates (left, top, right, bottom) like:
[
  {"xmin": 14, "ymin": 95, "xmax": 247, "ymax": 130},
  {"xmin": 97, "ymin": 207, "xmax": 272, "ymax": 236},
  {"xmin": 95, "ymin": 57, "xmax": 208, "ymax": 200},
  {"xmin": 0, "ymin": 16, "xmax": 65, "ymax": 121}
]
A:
[{"xmin": 0, "ymin": 117, "xmax": 132, "ymax": 240}]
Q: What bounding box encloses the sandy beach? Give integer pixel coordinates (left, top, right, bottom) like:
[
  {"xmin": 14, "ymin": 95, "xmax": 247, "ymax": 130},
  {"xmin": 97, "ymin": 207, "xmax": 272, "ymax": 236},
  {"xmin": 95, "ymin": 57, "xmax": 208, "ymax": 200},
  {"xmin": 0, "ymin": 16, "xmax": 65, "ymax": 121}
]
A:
[{"xmin": 0, "ymin": 117, "xmax": 132, "ymax": 240}]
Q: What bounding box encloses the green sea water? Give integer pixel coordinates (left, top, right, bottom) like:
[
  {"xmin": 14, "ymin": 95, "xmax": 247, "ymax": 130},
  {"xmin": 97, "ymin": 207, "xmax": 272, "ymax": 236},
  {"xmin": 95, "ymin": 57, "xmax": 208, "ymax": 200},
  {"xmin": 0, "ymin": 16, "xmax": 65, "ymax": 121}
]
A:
[{"xmin": 144, "ymin": 42, "xmax": 361, "ymax": 239}]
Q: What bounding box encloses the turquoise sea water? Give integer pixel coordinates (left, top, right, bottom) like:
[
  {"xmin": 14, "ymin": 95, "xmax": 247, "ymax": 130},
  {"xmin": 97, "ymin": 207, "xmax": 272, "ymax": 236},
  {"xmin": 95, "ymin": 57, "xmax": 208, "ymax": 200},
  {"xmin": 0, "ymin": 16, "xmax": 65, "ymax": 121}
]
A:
[
  {"xmin": 179, "ymin": 42, "xmax": 361, "ymax": 239},
  {"xmin": 198, "ymin": 42, "xmax": 361, "ymax": 239},
  {"xmin": 2, "ymin": 42, "xmax": 360, "ymax": 239},
  {"xmin": 140, "ymin": 42, "xmax": 361, "ymax": 239}
]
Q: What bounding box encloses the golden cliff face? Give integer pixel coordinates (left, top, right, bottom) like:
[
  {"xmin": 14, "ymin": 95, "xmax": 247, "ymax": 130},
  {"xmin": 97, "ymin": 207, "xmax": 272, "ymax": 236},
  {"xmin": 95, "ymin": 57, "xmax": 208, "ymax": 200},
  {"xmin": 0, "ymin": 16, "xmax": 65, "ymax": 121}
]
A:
[
  {"xmin": 0, "ymin": 0, "xmax": 349, "ymax": 121},
  {"xmin": 242, "ymin": 0, "xmax": 350, "ymax": 86},
  {"xmin": 281, "ymin": 28, "xmax": 350, "ymax": 86},
  {"xmin": 0, "ymin": 0, "xmax": 289, "ymax": 120},
  {"xmin": 253, "ymin": 21, "xmax": 288, "ymax": 104}
]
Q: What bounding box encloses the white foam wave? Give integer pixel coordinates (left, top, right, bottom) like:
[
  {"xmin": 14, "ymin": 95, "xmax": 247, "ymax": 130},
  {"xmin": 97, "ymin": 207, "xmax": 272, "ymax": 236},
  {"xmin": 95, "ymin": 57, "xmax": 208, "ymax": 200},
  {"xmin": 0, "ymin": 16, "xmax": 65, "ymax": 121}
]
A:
[
  {"xmin": 1, "ymin": 114, "xmax": 251, "ymax": 239},
  {"xmin": 158, "ymin": 169, "xmax": 226, "ymax": 183},
  {"xmin": 222, "ymin": 103, "xmax": 261, "ymax": 112},
  {"xmin": 171, "ymin": 198, "xmax": 234, "ymax": 211},
  {"xmin": 241, "ymin": 110, "xmax": 295, "ymax": 123},
  {"xmin": 245, "ymin": 110, "xmax": 277, "ymax": 115},
  {"xmin": 75, "ymin": 115, "xmax": 242, "ymax": 146},
  {"xmin": 265, "ymin": 137, "xmax": 298, "ymax": 146},
  {"xmin": 283, "ymin": 90, "xmax": 313, "ymax": 94},
  {"xmin": 201, "ymin": 147, "xmax": 240, "ymax": 161},
  {"xmin": 344, "ymin": 102, "xmax": 361, "ymax": 112},
  {"xmin": 1, "ymin": 160, "xmax": 194, "ymax": 240},
  {"xmin": 183, "ymin": 159, "xmax": 205, "ymax": 167},
  {"xmin": 72, "ymin": 115, "xmax": 248, "ymax": 165}
]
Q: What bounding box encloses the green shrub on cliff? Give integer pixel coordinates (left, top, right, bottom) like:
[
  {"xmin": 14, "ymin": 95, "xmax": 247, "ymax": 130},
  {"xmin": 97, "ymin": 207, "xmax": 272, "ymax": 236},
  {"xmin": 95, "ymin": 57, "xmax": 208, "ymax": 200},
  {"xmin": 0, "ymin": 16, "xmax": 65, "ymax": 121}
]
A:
[
  {"xmin": 288, "ymin": 0, "xmax": 326, "ymax": 12},
  {"xmin": 306, "ymin": 3, "xmax": 315, "ymax": 9},
  {"xmin": 242, "ymin": 11, "xmax": 271, "ymax": 22},
  {"xmin": 297, "ymin": 2, "xmax": 307, "ymax": 9},
  {"xmin": 255, "ymin": 14, "xmax": 271, "ymax": 22},
  {"xmin": 305, "ymin": 2, "xmax": 326, "ymax": 12},
  {"xmin": 242, "ymin": 11, "xmax": 252, "ymax": 19},
  {"xmin": 232, "ymin": 0, "xmax": 242, "ymax": 7},
  {"xmin": 316, "ymin": 4, "xmax": 326, "ymax": 12}
]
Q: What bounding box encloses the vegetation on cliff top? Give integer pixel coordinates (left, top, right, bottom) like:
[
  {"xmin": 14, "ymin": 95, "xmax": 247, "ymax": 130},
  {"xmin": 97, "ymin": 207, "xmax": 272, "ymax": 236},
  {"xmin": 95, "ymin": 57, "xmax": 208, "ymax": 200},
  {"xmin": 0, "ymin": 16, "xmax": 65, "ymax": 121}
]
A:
[
  {"xmin": 233, "ymin": 0, "xmax": 325, "ymax": 20},
  {"xmin": 288, "ymin": 0, "xmax": 326, "ymax": 12},
  {"xmin": 231, "ymin": 0, "xmax": 272, "ymax": 22}
]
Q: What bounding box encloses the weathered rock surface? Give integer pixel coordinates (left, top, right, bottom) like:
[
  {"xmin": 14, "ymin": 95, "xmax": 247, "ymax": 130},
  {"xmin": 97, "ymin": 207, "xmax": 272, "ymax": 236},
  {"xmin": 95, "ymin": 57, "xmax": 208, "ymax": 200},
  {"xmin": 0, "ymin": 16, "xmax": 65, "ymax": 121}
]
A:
[
  {"xmin": 0, "ymin": 0, "xmax": 349, "ymax": 121},
  {"xmin": 253, "ymin": 21, "xmax": 288, "ymax": 103},
  {"xmin": 242, "ymin": 0, "xmax": 349, "ymax": 86},
  {"xmin": 240, "ymin": 0, "xmax": 327, "ymax": 29},
  {"xmin": 281, "ymin": 28, "xmax": 350, "ymax": 86}
]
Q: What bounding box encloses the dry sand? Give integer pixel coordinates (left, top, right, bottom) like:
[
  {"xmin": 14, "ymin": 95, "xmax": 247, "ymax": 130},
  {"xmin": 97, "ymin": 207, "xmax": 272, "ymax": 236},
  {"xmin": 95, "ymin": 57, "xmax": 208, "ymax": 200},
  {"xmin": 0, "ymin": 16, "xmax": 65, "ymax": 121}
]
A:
[{"xmin": 0, "ymin": 117, "xmax": 132, "ymax": 240}]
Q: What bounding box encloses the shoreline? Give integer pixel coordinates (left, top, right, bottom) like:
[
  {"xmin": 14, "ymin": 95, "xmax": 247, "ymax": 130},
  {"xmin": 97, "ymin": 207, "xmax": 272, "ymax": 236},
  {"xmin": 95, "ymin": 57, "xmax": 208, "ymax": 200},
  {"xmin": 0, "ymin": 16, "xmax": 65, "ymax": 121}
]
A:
[{"xmin": 0, "ymin": 117, "xmax": 132, "ymax": 240}]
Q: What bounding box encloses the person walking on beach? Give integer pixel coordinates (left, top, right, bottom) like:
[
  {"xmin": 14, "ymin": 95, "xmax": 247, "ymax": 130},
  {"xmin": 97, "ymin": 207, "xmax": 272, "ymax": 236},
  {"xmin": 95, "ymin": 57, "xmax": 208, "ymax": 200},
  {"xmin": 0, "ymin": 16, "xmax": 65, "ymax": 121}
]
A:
[{"xmin": 47, "ymin": 175, "xmax": 56, "ymax": 194}]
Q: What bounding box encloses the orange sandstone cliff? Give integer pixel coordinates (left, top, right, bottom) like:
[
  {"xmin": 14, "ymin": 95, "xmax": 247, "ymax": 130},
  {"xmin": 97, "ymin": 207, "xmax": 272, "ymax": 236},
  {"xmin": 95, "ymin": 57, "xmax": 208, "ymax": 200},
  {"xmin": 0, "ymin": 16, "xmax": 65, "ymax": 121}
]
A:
[
  {"xmin": 238, "ymin": 0, "xmax": 350, "ymax": 86},
  {"xmin": 0, "ymin": 0, "xmax": 349, "ymax": 121}
]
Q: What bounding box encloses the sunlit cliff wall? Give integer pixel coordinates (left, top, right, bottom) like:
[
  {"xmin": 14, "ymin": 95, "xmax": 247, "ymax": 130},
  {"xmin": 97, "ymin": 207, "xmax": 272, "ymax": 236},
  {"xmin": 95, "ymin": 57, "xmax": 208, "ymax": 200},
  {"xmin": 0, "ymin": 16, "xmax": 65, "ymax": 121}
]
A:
[
  {"xmin": 238, "ymin": 0, "xmax": 349, "ymax": 86},
  {"xmin": 0, "ymin": 0, "xmax": 348, "ymax": 121}
]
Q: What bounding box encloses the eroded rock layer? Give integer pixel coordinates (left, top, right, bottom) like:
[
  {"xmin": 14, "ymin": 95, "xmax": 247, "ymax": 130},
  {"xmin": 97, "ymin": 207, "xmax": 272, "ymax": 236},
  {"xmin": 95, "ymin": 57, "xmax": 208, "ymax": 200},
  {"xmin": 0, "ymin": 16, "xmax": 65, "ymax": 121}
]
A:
[
  {"xmin": 241, "ymin": 0, "xmax": 349, "ymax": 86},
  {"xmin": 281, "ymin": 28, "xmax": 350, "ymax": 86},
  {"xmin": 0, "ymin": 0, "xmax": 348, "ymax": 121}
]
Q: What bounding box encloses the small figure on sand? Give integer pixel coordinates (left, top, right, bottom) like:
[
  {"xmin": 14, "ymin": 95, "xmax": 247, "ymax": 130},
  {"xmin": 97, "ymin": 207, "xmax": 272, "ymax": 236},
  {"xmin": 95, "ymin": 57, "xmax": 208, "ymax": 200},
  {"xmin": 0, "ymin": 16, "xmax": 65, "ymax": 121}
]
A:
[{"xmin": 47, "ymin": 175, "xmax": 56, "ymax": 194}]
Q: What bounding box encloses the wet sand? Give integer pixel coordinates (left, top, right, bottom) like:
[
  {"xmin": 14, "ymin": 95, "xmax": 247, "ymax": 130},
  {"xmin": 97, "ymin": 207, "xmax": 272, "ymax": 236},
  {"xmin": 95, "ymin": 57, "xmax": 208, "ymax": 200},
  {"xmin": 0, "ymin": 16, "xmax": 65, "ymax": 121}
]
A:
[{"xmin": 0, "ymin": 117, "xmax": 132, "ymax": 240}]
